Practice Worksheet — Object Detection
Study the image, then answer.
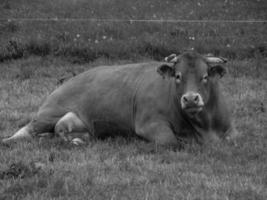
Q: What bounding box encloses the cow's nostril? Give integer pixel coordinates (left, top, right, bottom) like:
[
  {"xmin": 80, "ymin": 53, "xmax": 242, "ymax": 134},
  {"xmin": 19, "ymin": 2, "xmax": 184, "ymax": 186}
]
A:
[
  {"xmin": 183, "ymin": 96, "xmax": 188, "ymax": 102},
  {"xmin": 194, "ymin": 95, "xmax": 199, "ymax": 103}
]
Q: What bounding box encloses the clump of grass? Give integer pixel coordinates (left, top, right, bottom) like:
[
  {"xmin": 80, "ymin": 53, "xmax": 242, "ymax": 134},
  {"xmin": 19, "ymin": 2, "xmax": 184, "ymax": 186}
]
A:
[
  {"xmin": 0, "ymin": 21, "xmax": 19, "ymax": 33},
  {"xmin": 17, "ymin": 66, "xmax": 34, "ymax": 80},
  {"xmin": 228, "ymin": 188, "xmax": 265, "ymax": 200},
  {"xmin": 0, "ymin": 39, "xmax": 25, "ymax": 61},
  {"xmin": 49, "ymin": 178, "xmax": 66, "ymax": 198},
  {"xmin": 3, "ymin": 0, "xmax": 11, "ymax": 9},
  {"xmin": 26, "ymin": 38, "xmax": 51, "ymax": 57}
]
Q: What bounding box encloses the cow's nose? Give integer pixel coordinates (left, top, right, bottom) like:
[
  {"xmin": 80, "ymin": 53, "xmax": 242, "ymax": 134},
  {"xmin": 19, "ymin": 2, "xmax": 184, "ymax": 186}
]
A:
[{"xmin": 181, "ymin": 92, "xmax": 202, "ymax": 108}]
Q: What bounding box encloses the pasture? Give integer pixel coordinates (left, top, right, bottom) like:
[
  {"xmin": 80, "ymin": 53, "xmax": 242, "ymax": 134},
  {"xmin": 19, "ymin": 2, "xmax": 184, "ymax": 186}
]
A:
[{"xmin": 0, "ymin": 0, "xmax": 267, "ymax": 199}]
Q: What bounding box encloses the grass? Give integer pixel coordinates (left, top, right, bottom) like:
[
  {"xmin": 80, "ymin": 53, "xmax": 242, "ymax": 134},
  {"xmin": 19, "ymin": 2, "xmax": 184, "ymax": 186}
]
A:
[
  {"xmin": 0, "ymin": 56, "xmax": 266, "ymax": 200},
  {"xmin": 0, "ymin": 0, "xmax": 266, "ymax": 62}
]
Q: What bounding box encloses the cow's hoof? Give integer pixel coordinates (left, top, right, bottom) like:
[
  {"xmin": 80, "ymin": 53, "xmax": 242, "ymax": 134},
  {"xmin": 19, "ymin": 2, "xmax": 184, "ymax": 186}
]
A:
[
  {"xmin": 0, "ymin": 138, "xmax": 11, "ymax": 148},
  {"xmin": 1, "ymin": 137, "xmax": 12, "ymax": 144},
  {"xmin": 71, "ymin": 138, "xmax": 85, "ymax": 145}
]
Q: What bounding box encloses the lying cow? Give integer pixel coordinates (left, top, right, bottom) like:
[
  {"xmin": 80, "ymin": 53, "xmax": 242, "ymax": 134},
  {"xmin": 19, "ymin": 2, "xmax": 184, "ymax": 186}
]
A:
[{"xmin": 2, "ymin": 51, "xmax": 238, "ymax": 146}]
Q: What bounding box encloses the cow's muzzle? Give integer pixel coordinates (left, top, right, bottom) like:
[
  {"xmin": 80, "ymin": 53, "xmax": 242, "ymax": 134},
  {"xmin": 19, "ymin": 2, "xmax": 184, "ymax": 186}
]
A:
[{"xmin": 181, "ymin": 92, "xmax": 204, "ymax": 114}]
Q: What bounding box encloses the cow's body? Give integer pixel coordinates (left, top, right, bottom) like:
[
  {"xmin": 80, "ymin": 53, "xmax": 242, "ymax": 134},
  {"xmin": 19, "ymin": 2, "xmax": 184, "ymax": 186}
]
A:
[
  {"xmin": 35, "ymin": 62, "xmax": 165, "ymax": 138},
  {"xmin": 2, "ymin": 52, "xmax": 238, "ymax": 145}
]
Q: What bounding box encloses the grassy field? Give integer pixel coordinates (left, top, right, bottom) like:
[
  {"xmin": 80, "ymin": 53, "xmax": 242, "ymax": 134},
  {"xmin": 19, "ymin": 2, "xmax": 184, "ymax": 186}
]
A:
[
  {"xmin": 0, "ymin": 56, "xmax": 266, "ymax": 200},
  {"xmin": 0, "ymin": 0, "xmax": 267, "ymax": 199}
]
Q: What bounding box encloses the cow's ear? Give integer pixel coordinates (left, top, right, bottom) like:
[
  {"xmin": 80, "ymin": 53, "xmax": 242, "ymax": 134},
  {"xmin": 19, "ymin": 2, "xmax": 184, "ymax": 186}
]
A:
[
  {"xmin": 205, "ymin": 56, "xmax": 227, "ymax": 78},
  {"xmin": 205, "ymin": 56, "xmax": 227, "ymax": 64},
  {"xmin": 157, "ymin": 64, "xmax": 175, "ymax": 77},
  {"xmin": 164, "ymin": 54, "xmax": 179, "ymax": 63},
  {"xmin": 208, "ymin": 65, "xmax": 227, "ymax": 78}
]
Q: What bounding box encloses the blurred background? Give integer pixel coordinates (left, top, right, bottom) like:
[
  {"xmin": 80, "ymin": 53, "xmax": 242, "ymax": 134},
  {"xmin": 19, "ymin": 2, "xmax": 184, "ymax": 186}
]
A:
[{"xmin": 0, "ymin": 0, "xmax": 266, "ymax": 63}]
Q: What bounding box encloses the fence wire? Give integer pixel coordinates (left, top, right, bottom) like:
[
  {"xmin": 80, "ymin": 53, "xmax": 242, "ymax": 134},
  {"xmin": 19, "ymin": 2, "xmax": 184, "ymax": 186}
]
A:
[{"xmin": 1, "ymin": 18, "xmax": 267, "ymax": 23}]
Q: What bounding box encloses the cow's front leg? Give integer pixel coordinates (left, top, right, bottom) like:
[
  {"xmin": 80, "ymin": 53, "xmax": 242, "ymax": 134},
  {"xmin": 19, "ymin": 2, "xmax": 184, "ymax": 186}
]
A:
[{"xmin": 135, "ymin": 120, "xmax": 178, "ymax": 147}]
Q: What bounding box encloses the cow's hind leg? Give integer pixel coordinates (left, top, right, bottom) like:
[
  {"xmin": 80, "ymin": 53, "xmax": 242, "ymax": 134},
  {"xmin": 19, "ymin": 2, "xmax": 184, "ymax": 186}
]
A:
[
  {"xmin": 54, "ymin": 112, "xmax": 88, "ymax": 144},
  {"xmin": 2, "ymin": 113, "xmax": 59, "ymax": 144},
  {"xmin": 2, "ymin": 119, "xmax": 55, "ymax": 144}
]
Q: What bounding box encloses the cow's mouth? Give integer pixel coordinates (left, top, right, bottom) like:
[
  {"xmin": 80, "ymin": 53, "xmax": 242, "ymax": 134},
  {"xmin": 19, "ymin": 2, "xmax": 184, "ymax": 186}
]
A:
[{"xmin": 184, "ymin": 106, "xmax": 203, "ymax": 116}]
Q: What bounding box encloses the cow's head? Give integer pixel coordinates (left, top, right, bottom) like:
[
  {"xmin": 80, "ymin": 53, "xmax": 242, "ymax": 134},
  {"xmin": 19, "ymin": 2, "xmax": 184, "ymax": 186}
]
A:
[{"xmin": 157, "ymin": 51, "xmax": 227, "ymax": 116}]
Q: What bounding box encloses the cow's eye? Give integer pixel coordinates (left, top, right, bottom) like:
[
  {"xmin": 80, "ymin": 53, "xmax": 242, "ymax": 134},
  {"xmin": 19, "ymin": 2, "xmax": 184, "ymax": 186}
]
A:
[
  {"xmin": 202, "ymin": 74, "xmax": 208, "ymax": 83},
  {"xmin": 175, "ymin": 72, "xmax": 182, "ymax": 83}
]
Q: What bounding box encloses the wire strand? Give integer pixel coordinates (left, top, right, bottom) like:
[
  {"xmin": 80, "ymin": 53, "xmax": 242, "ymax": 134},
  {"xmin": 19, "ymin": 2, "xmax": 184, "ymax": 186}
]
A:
[{"xmin": 1, "ymin": 18, "xmax": 267, "ymax": 23}]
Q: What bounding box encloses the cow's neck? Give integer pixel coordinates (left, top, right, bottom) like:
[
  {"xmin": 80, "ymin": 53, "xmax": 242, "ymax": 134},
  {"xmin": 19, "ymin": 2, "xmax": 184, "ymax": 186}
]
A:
[
  {"xmin": 184, "ymin": 109, "xmax": 210, "ymax": 134},
  {"xmin": 184, "ymin": 83, "xmax": 221, "ymax": 141},
  {"xmin": 171, "ymin": 94, "xmax": 206, "ymax": 141}
]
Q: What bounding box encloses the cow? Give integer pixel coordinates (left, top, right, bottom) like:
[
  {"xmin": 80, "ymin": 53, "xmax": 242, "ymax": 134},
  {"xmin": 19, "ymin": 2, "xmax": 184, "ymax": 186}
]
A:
[{"xmin": 2, "ymin": 51, "xmax": 238, "ymax": 146}]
